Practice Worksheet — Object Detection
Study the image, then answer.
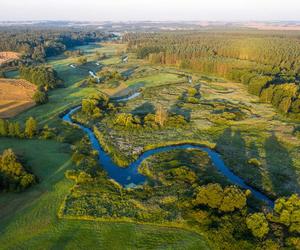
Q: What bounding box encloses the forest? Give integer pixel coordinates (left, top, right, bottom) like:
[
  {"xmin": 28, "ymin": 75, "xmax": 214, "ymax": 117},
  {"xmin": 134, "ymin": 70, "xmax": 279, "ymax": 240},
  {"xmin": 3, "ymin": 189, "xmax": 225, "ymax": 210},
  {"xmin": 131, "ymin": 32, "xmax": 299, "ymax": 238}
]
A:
[
  {"xmin": 124, "ymin": 31, "xmax": 300, "ymax": 118},
  {"xmin": 0, "ymin": 27, "xmax": 114, "ymax": 64}
]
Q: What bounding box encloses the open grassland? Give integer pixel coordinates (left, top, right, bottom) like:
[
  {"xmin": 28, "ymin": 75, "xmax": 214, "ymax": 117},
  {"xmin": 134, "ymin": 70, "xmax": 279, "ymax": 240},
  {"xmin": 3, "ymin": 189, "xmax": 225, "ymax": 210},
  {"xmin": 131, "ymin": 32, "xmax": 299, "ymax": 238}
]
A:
[
  {"xmin": 0, "ymin": 78, "xmax": 36, "ymax": 118},
  {"xmin": 0, "ymin": 138, "xmax": 209, "ymax": 249},
  {"xmin": 0, "ymin": 51, "xmax": 20, "ymax": 65}
]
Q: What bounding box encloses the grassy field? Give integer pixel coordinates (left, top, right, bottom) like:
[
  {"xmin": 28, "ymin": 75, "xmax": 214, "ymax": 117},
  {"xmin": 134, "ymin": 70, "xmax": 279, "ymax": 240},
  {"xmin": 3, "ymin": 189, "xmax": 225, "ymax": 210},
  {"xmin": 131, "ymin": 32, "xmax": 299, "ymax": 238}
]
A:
[
  {"xmin": 13, "ymin": 43, "xmax": 127, "ymax": 126},
  {"xmin": 0, "ymin": 78, "xmax": 36, "ymax": 118},
  {"xmin": 0, "ymin": 138, "xmax": 209, "ymax": 249},
  {"xmin": 125, "ymin": 72, "xmax": 183, "ymax": 88},
  {"xmin": 0, "ymin": 43, "xmax": 211, "ymax": 249}
]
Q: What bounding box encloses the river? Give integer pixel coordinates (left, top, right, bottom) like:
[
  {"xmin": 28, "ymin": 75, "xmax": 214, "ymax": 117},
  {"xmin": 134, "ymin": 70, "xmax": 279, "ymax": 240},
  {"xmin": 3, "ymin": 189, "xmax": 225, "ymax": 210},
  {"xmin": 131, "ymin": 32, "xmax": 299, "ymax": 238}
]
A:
[{"xmin": 62, "ymin": 92, "xmax": 274, "ymax": 207}]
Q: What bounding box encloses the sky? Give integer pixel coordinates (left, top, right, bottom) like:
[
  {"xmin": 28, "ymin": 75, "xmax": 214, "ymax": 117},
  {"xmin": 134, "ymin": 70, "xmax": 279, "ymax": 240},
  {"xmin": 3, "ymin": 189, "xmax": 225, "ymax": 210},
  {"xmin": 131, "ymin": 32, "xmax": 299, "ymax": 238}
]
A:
[{"xmin": 0, "ymin": 0, "xmax": 300, "ymax": 21}]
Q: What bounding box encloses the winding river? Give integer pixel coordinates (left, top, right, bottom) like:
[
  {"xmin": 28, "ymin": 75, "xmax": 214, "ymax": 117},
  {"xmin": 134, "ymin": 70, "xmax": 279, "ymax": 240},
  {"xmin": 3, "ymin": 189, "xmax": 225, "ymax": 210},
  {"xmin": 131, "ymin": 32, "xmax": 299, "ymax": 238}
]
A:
[{"xmin": 62, "ymin": 92, "xmax": 274, "ymax": 207}]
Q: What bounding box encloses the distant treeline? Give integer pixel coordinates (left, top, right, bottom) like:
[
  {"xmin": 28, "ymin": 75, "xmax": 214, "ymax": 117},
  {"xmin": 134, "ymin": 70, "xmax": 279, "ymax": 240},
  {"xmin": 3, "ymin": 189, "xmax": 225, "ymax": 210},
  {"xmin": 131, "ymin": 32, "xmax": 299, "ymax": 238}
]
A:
[
  {"xmin": 0, "ymin": 28, "xmax": 114, "ymax": 63},
  {"xmin": 124, "ymin": 31, "xmax": 300, "ymax": 117}
]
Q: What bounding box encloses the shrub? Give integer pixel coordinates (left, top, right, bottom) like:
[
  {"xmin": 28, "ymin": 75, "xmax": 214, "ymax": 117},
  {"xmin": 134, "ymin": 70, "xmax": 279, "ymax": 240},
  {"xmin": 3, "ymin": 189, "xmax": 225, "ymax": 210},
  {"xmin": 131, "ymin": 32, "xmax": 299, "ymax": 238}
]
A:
[
  {"xmin": 0, "ymin": 149, "xmax": 36, "ymax": 191},
  {"xmin": 246, "ymin": 213, "xmax": 269, "ymax": 238},
  {"xmin": 33, "ymin": 90, "xmax": 48, "ymax": 105},
  {"xmin": 194, "ymin": 183, "xmax": 247, "ymax": 212}
]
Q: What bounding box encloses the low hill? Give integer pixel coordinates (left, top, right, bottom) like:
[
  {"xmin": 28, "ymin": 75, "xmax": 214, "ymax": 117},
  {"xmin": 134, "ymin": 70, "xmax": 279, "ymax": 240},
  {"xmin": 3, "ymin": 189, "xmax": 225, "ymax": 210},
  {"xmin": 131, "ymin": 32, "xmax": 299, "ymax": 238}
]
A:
[{"xmin": 0, "ymin": 78, "xmax": 37, "ymax": 118}]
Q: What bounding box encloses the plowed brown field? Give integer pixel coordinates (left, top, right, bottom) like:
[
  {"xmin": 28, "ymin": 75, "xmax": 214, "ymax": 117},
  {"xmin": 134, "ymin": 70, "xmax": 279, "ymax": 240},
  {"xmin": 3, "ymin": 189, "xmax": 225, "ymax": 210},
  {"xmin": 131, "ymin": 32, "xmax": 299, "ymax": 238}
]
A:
[
  {"xmin": 0, "ymin": 78, "xmax": 36, "ymax": 118},
  {"xmin": 0, "ymin": 51, "xmax": 20, "ymax": 65}
]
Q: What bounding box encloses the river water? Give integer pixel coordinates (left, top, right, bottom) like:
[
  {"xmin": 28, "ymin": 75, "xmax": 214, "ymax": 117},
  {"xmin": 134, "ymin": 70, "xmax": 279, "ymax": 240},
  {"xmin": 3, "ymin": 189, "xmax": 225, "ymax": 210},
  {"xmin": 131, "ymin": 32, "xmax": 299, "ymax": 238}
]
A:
[{"xmin": 62, "ymin": 93, "xmax": 274, "ymax": 207}]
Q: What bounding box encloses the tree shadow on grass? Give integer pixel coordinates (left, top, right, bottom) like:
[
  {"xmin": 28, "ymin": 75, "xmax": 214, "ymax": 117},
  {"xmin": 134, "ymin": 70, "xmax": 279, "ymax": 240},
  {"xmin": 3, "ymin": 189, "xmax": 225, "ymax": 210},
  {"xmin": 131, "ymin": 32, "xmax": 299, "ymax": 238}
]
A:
[
  {"xmin": 216, "ymin": 128, "xmax": 264, "ymax": 191},
  {"xmin": 131, "ymin": 102, "xmax": 155, "ymax": 120},
  {"xmin": 264, "ymin": 132, "xmax": 299, "ymax": 196},
  {"xmin": 170, "ymin": 102, "xmax": 192, "ymax": 121}
]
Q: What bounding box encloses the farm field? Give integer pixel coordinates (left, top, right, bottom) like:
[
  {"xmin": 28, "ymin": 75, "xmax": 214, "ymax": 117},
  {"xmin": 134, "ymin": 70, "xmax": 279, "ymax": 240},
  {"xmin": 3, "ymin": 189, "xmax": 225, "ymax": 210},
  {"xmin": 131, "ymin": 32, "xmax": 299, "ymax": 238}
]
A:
[
  {"xmin": 0, "ymin": 51, "xmax": 20, "ymax": 65},
  {"xmin": 0, "ymin": 78, "xmax": 36, "ymax": 118}
]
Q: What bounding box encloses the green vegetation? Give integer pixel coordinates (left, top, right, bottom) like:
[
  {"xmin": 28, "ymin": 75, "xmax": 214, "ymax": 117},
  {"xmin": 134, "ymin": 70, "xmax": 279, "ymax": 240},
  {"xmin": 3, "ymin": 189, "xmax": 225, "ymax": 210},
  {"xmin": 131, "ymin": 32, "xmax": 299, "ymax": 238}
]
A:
[
  {"xmin": 1, "ymin": 34, "xmax": 300, "ymax": 249},
  {"xmin": 0, "ymin": 148, "xmax": 36, "ymax": 192},
  {"xmin": 0, "ymin": 117, "xmax": 38, "ymax": 139},
  {"xmin": 246, "ymin": 213, "xmax": 269, "ymax": 238},
  {"xmin": 125, "ymin": 32, "xmax": 300, "ymax": 118},
  {"xmin": 0, "ymin": 28, "xmax": 112, "ymax": 64},
  {"xmin": 19, "ymin": 65, "xmax": 60, "ymax": 90},
  {"xmin": 24, "ymin": 117, "xmax": 38, "ymax": 138},
  {"xmin": 61, "ymin": 146, "xmax": 300, "ymax": 249},
  {"xmin": 33, "ymin": 90, "xmax": 48, "ymax": 105},
  {"xmin": 193, "ymin": 183, "xmax": 248, "ymax": 212},
  {"xmin": 0, "ymin": 138, "xmax": 209, "ymax": 249}
]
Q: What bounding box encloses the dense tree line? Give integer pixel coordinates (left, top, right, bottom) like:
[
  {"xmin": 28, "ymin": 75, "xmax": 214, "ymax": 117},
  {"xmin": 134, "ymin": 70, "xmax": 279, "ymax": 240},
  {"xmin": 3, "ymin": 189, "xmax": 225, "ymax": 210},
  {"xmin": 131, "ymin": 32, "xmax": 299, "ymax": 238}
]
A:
[
  {"xmin": 0, "ymin": 149, "xmax": 36, "ymax": 192},
  {"xmin": 114, "ymin": 105, "xmax": 186, "ymax": 129},
  {"xmin": 0, "ymin": 117, "xmax": 38, "ymax": 138},
  {"xmin": 124, "ymin": 31, "xmax": 300, "ymax": 117},
  {"xmin": 19, "ymin": 65, "xmax": 60, "ymax": 90},
  {"xmin": 0, "ymin": 27, "xmax": 114, "ymax": 63}
]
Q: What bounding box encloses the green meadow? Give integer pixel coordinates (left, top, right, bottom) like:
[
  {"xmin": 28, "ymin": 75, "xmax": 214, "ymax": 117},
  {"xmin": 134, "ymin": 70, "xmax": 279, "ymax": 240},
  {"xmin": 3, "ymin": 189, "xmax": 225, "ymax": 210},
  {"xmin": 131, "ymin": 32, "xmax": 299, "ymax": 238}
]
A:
[
  {"xmin": 0, "ymin": 42, "xmax": 210, "ymax": 249},
  {"xmin": 0, "ymin": 138, "xmax": 208, "ymax": 249}
]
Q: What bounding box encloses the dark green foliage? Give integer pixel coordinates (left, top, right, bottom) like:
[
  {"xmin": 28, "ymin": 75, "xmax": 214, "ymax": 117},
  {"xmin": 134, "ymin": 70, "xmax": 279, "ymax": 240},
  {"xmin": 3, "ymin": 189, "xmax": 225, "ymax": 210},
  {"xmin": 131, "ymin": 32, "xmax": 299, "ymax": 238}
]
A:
[
  {"xmin": 98, "ymin": 68, "xmax": 125, "ymax": 82},
  {"xmin": 0, "ymin": 118, "xmax": 40, "ymax": 139},
  {"xmin": 0, "ymin": 148, "xmax": 36, "ymax": 192},
  {"xmin": 124, "ymin": 32, "xmax": 300, "ymax": 117},
  {"xmin": 246, "ymin": 213, "xmax": 269, "ymax": 238},
  {"xmin": 40, "ymin": 125, "xmax": 57, "ymax": 139},
  {"xmin": 260, "ymin": 83, "xmax": 299, "ymax": 114},
  {"xmin": 248, "ymin": 76, "xmax": 272, "ymax": 96},
  {"xmin": 70, "ymin": 137, "xmax": 99, "ymax": 176},
  {"xmin": 193, "ymin": 183, "xmax": 248, "ymax": 212},
  {"xmin": 0, "ymin": 28, "xmax": 112, "ymax": 62},
  {"xmin": 125, "ymin": 31, "xmax": 300, "ymax": 74},
  {"xmin": 20, "ymin": 65, "xmax": 59, "ymax": 90},
  {"xmin": 62, "ymin": 146, "xmax": 300, "ymax": 249},
  {"xmin": 269, "ymin": 194, "xmax": 300, "ymax": 234},
  {"xmin": 81, "ymin": 93, "xmax": 110, "ymax": 119},
  {"xmin": 0, "ymin": 119, "xmax": 22, "ymax": 138},
  {"xmin": 25, "ymin": 117, "xmax": 38, "ymax": 138},
  {"xmin": 33, "ymin": 90, "xmax": 48, "ymax": 105},
  {"xmin": 113, "ymin": 111, "xmax": 186, "ymax": 129},
  {"xmin": 0, "ymin": 119, "xmax": 8, "ymax": 136}
]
